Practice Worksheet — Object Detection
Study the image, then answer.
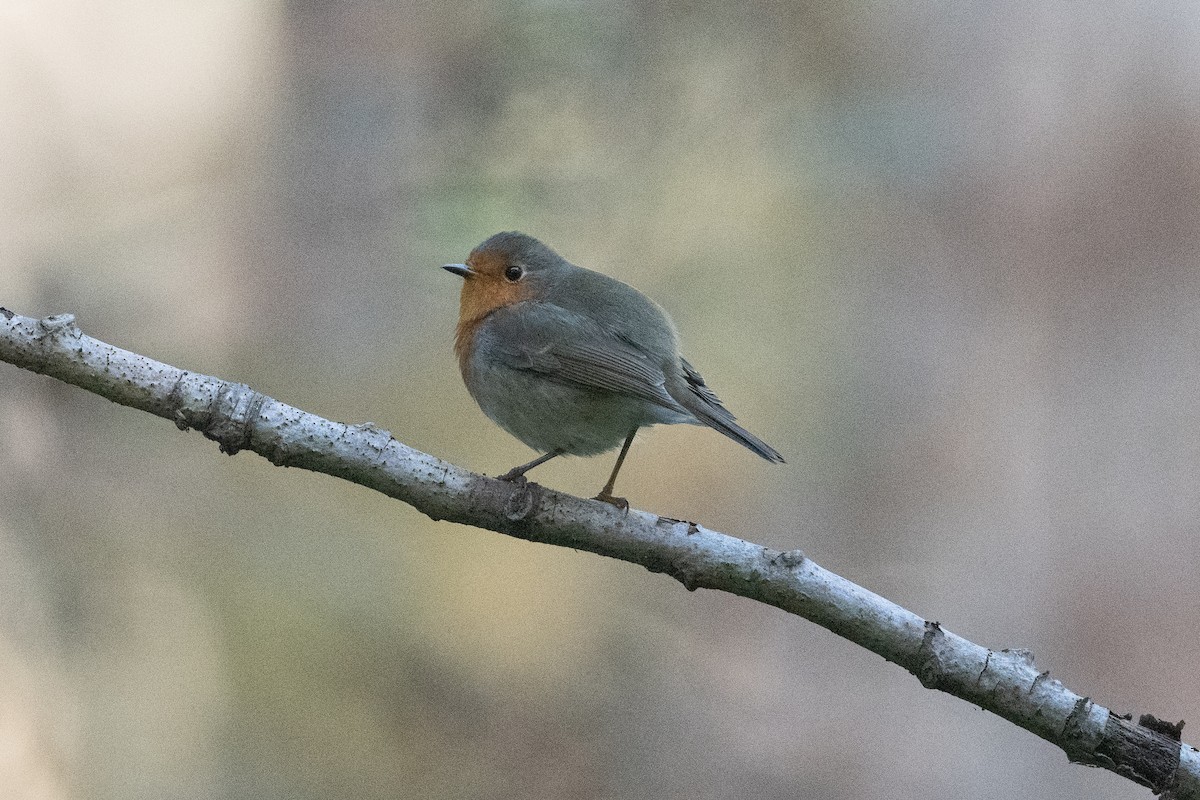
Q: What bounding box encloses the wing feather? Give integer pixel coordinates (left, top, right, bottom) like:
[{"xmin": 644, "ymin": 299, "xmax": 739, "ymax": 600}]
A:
[{"xmin": 482, "ymin": 303, "xmax": 685, "ymax": 412}]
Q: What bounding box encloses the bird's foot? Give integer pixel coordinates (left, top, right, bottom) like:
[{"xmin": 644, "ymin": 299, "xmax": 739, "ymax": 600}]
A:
[
  {"xmin": 593, "ymin": 491, "xmax": 629, "ymax": 511},
  {"xmin": 496, "ymin": 468, "xmax": 530, "ymax": 483},
  {"xmin": 496, "ymin": 450, "xmax": 564, "ymax": 482}
]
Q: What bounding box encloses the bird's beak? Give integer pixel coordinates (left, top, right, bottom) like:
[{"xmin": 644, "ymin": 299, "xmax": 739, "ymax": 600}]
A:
[{"xmin": 443, "ymin": 263, "xmax": 474, "ymax": 278}]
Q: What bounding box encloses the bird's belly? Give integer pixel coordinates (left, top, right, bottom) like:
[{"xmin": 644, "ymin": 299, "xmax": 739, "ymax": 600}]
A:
[{"xmin": 466, "ymin": 360, "xmax": 687, "ymax": 456}]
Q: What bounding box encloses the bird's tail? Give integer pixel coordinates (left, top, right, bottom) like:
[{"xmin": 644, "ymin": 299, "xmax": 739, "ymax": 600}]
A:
[{"xmin": 673, "ymin": 359, "xmax": 785, "ymax": 463}]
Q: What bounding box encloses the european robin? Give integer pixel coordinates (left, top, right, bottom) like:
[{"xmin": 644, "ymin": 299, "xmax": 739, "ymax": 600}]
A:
[{"xmin": 444, "ymin": 232, "xmax": 784, "ymax": 506}]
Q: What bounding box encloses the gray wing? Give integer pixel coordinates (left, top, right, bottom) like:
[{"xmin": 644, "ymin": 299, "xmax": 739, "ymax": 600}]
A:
[
  {"xmin": 479, "ymin": 302, "xmax": 687, "ymax": 413},
  {"xmin": 669, "ymin": 358, "xmax": 786, "ymax": 463}
]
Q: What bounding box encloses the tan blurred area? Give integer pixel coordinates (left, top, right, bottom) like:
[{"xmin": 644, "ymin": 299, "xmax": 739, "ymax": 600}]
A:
[{"xmin": 2, "ymin": 2, "xmax": 1199, "ymax": 798}]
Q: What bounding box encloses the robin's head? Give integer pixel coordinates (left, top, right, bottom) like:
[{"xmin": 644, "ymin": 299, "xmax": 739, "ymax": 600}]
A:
[{"xmin": 444, "ymin": 232, "xmax": 567, "ymax": 324}]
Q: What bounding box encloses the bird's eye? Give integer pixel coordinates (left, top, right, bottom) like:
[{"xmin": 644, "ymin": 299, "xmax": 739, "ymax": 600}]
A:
[{"xmin": 504, "ymin": 265, "xmax": 524, "ymax": 282}]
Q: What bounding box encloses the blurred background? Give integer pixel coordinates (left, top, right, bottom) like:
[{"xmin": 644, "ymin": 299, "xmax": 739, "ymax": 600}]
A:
[{"xmin": 2, "ymin": 1, "xmax": 1199, "ymax": 798}]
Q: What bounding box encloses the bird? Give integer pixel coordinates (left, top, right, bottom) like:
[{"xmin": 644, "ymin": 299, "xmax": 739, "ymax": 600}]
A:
[{"xmin": 444, "ymin": 231, "xmax": 783, "ymax": 506}]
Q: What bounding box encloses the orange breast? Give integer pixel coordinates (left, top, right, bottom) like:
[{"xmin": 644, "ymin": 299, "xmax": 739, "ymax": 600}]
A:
[
  {"xmin": 452, "ymin": 250, "xmax": 536, "ymax": 379},
  {"xmin": 454, "ymin": 314, "xmax": 485, "ymax": 379}
]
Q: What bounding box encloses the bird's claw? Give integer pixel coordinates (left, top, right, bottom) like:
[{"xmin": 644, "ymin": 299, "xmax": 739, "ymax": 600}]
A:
[{"xmin": 593, "ymin": 492, "xmax": 629, "ymax": 511}]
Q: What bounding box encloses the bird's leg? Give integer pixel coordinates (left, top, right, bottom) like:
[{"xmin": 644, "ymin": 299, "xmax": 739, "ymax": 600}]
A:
[
  {"xmin": 594, "ymin": 430, "xmax": 637, "ymax": 509},
  {"xmin": 497, "ymin": 450, "xmax": 564, "ymax": 482}
]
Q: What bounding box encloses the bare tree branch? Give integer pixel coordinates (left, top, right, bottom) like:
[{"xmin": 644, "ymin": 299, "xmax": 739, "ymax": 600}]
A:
[{"xmin": 2, "ymin": 306, "xmax": 1196, "ymax": 798}]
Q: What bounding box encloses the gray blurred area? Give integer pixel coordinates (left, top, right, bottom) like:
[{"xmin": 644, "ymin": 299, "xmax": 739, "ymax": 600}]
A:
[{"xmin": 2, "ymin": 2, "xmax": 1199, "ymax": 798}]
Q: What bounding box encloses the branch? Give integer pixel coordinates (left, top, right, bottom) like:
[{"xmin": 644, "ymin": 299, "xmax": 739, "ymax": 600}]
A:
[{"xmin": 2, "ymin": 306, "xmax": 1196, "ymax": 797}]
